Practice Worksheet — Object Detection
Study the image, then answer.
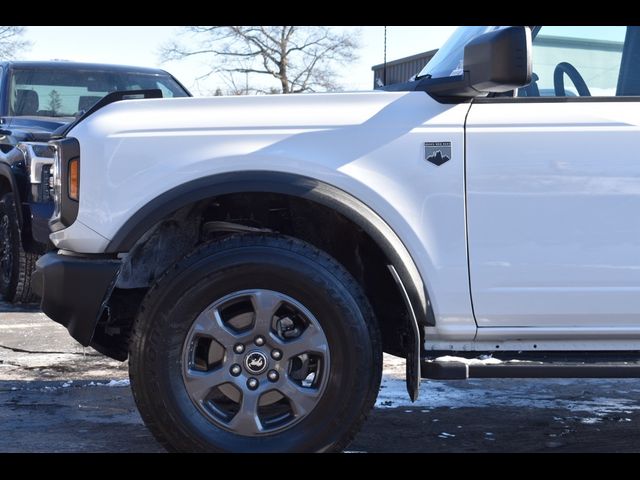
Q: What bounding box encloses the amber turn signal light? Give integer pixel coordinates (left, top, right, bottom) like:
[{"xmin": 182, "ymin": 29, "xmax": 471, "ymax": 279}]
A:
[{"xmin": 68, "ymin": 158, "xmax": 79, "ymax": 201}]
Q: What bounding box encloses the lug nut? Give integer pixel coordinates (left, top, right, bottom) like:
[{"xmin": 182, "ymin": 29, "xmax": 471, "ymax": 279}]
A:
[
  {"xmin": 254, "ymin": 336, "xmax": 265, "ymax": 346},
  {"xmin": 234, "ymin": 344, "xmax": 245, "ymax": 354},
  {"xmin": 267, "ymin": 370, "xmax": 279, "ymax": 382},
  {"xmin": 247, "ymin": 378, "xmax": 259, "ymax": 390},
  {"xmin": 271, "ymin": 349, "xmax": 282, "ymax": 360},
  {"xmin": 230, "ymin": 364, "xmax": 242, "ymax": 376}
]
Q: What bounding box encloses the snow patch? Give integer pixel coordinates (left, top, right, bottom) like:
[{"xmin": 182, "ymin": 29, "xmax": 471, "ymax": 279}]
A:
[
  {"xmin": 433, "ymin": 355, "xmax": 503, "ymax": 366},
  {"xmin": 375, "ymin": 372, "xmax": 640, "ymax": 419},
  {"xmin": 104, "ymin": 379, "xmax": 130, "ymax": 387},
  {"xmin": 580, "ymin": 417, "xmax": 602, "ymax": 424},
  {"xmin": 85, "ymin": 379, "xmax": 130, "ymax": 388}
]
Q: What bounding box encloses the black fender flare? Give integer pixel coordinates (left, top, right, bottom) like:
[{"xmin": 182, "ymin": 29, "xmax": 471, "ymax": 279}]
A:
[
  {"xmin": 0, "ymin": 161, "xmax": 24, "ymax": 229},
  {"xmin": 107, "ymin": 171, "xmax": 433, "ymax": 324}
]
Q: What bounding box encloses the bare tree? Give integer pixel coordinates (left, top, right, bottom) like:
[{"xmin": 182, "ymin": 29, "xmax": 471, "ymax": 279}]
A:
[
  {"xmin": 0, "ymin": 26, "xmax": 30, "ymax": 60},
  {"xmin": 162, "ymin": 26, "xmax": 359, "ymax": 94},
  {"xmin": 48, "ymin": 90, "xmax": 62, "ymax": 115}
]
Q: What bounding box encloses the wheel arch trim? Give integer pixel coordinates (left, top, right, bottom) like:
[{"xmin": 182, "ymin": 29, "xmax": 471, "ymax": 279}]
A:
[{"xmin": 105, "ymin": 170, "xmax": 433, "ymax": 329}]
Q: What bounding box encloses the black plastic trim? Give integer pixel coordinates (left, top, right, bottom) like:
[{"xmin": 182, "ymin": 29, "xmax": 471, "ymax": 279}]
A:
[
  {"xmin": 106, "ymin": 171, "xmax": 433, "ymax": 327},
  {"xmin": 388, "ymin": 265, "xmax": 421, "ymax": 400},
  {"xmin": 422, "ymin": 361, "xmax": 469, "ymax": 380},
  {"xmin": 421, "ymin": 360, "xmax": 640, "ymax": 379},
  {"xmin": 468, "ymin": 364, "xmax": 640, "ymax": 378},
  {"xmin": 49, "ymin": 137, "xmax": 79, "ymax": 231},
  {"xmin": 32, "ymin": 252, "xmax": 121, "ymax": 345}
]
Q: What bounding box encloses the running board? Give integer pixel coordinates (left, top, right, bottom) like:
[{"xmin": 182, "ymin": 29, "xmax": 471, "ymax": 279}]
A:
[{"xmin": 421, "ymin": 361, "xmax": 640, "ymax": 380}]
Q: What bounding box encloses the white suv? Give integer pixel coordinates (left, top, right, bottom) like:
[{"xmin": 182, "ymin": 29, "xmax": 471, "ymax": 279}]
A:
[{"xmin": 33, "ymin": 26, "xmax": 640, "ymax": 452}]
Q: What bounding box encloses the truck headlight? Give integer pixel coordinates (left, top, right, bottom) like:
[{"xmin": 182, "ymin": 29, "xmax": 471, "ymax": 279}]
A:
[
  {"xmin": 16, "ymin": 141, "xmax": 57, "ymax": 203},
  {"xmin": 31, "ymin": 144, "xmax": 55, "ymax": 159}
]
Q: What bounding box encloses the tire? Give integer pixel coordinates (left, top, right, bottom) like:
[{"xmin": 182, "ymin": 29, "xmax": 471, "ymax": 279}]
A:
[
  {"xmin": 129, "ymin": 234, "xmax": 382, "ymax": 452},
  {"xmin": 0, "ymin": 193, "xmax": 38, "ymax": 304}
]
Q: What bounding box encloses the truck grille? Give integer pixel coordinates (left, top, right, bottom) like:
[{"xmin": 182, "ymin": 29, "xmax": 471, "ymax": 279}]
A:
[{"xmin": 40, "ymin": 164, "xmax": 53, "ymax": 202}]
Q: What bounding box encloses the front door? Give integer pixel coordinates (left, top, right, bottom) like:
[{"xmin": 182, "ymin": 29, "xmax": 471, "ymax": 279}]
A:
[{"xmin": 466, "ymin": 26, "xmax": 640, "ymax": 332}]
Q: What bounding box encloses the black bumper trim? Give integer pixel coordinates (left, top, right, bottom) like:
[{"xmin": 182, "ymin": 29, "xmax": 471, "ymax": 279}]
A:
[
  {"xmin": 29, "ymin": 202, "xmax": 55, "ymax": 247},
  {"xmin": 32, "ymin": 252, "xmax": 121, "ymax": 345}
]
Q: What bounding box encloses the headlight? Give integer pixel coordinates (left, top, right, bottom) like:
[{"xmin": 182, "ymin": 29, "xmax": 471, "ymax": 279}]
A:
[
  {"xmin": 31, "ymin": 144, "xmax": 55, "ymax": 158},
  {"xmin": 18, "ymin": 141, "xmax": 56, "ymax": 182}
]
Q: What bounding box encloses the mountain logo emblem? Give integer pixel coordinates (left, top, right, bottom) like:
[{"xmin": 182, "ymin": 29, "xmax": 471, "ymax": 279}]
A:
[{"xmin": 425, "ymin": 141, "xmax": 451, "ymax": 166}]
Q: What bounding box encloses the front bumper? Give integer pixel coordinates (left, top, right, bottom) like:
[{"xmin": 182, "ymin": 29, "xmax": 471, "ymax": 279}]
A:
[
  {"xmin": 32, "ymin": 252, "xmax": 121, "ymax": 345},
  {"xmin": 29, "ymin": 202, "xmax": 55, "ymax": 247}
]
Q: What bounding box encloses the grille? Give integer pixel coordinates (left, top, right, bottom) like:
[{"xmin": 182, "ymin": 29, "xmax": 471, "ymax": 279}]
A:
[{"xmin": 40, "ymin": 164, "xmax": 53, "ymax": 202}]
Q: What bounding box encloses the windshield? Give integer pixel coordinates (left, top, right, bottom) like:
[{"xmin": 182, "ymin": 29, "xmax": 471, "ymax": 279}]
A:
[
  {"xmin": 9, "ymin": 68, "xmax": 189, "ymax": 118},
  {"xmin": 418, "ymin": 26, "xmax": 507, "ymax": 79}
]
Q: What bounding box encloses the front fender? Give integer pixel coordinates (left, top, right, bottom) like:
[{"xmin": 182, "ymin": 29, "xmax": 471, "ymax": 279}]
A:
[{"xmin": 105, "ymin": 171, "xmax": 433, "ymax": 331}]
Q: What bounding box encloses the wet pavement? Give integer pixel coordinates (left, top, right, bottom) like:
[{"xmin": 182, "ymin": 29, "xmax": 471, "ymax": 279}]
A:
[{"xmin": 1, "ymin": 303, "xmax": 640, "ymax": 452}]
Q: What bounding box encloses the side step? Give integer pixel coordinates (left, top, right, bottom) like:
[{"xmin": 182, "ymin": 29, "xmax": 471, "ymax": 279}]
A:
[{"xmin": 422, "ymin": 360, "xmax": 640, "ymax": 380}]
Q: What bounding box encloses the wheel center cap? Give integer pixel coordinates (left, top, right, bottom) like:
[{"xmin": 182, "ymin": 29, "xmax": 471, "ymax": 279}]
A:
[{"xmin": 244, "ymin": 351, "xmax": 268, "ymax": 374}]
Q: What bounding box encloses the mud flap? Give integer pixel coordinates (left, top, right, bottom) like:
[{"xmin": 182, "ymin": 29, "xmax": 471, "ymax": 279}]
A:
[{"xmin": 388, "ymin": 265, "xmax": 421, "ymax": 401}]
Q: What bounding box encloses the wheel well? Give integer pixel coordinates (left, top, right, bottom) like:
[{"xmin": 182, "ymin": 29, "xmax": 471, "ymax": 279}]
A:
[{"xmin": 94, "ymin": 192, "xmax": 415, "ymax": 361}]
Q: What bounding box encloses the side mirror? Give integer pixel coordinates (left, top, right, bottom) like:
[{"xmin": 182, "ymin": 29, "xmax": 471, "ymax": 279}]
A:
[
  {"xmin": 464, "ymin": 26, "xmax": 532, "ymax": 93},
  {"xmin": 421, "ymin": 26, "xmax": 532, "ymax": 100}
]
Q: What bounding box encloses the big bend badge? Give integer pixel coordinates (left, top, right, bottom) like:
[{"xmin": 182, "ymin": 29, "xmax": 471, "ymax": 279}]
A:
[{"xmin": 424, "ymin": 141, "xmax": 451, "ymax": 166}]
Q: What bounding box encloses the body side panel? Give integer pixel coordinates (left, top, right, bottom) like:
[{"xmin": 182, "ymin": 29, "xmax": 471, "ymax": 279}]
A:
[{"xmin": 61, "ymin": 92, "xmax": 476, "ymax": 340}]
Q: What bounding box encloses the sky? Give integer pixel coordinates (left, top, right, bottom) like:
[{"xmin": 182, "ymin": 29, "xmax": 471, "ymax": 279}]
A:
[{"xmin": 22, "ymin": 26, "xmax": 458, "ymax": 94}]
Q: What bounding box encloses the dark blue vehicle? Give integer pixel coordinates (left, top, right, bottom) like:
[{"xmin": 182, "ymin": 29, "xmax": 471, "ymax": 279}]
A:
[{"xmin": 0, "ymin": 61, "xmax": 191, "ymax": 302}]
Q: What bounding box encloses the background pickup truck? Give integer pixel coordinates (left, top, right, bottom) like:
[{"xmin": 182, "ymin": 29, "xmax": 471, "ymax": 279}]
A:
[
  {"xmin": 33, "ymin": 25, "xmax": 640, "ymax": 452},
  {"xmin": 0, "ymin": 61, "xmax": 190, "ymax": 302}
]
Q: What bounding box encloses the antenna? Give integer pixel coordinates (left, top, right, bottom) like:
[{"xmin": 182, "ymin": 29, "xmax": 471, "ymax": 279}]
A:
[{"xmin": 383, "ymin": 26, "xmax": 387, "ymax": 87}]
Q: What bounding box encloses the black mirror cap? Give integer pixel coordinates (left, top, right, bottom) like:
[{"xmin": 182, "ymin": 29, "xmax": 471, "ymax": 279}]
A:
[{"xmin": 464, "ymin": 26, "xmax": 532, "ymax": 93}]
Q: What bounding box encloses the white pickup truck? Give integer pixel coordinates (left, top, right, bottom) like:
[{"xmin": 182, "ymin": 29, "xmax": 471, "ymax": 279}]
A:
[{"xmin": 32, "ymin": 25, "xmax": 640, "ymax": 452}]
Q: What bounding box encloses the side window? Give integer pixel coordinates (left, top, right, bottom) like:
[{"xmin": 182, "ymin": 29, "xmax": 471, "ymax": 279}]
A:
[
  {"xmin": 520, "ymin": 26, "xmax": 633, "ymax": 97},
  {"xmin": 155, "ymin": 80, "xmax": 176, "ymax": 98},
  {"xmin": 153, "ymin": 78, "xmax": 189, "ymax": 98}
]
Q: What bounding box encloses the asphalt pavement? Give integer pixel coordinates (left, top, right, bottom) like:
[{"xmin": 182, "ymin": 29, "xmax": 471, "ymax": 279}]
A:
[{"xmin": 2, "ymin": 302, "xmax": 640, "ymax": 452}]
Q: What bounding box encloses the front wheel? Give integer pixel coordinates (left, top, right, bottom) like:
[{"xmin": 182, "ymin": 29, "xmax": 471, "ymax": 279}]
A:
[{"xmin": 129, "ymin": 234, "xmax": 382, "ymax": 452}]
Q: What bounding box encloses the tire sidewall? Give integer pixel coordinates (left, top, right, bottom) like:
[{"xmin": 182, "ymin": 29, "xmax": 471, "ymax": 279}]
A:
[
  {"xmin": 0, "ymin": 194, "xmax": 19, "ymax": 299},
  {"xmin": 133, "ymin": 242, "xmax": 379, "ymax": 452}
]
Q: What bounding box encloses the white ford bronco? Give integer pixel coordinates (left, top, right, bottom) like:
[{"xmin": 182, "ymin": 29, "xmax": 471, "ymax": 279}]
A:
[{"xmin": 33, "ymin": 26, "xmax": 640, "ymax": 452}]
